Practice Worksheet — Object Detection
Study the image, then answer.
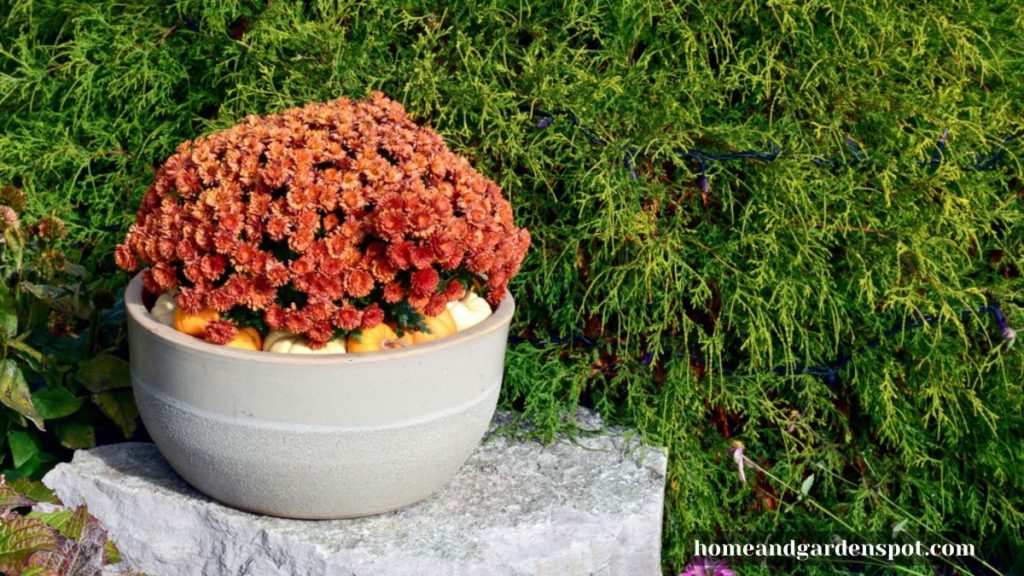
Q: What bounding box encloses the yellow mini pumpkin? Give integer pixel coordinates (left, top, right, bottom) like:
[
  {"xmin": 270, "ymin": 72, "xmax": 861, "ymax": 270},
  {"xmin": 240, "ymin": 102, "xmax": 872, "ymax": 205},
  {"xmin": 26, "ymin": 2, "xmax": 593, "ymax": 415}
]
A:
[
  {"xmin": 263, "ymin": 330, "xmax": 346, "ymax": 354},
  {"xmin": 173, "ymin": 307, "xmax": 220, "ymax": 337},
  {"xmin": 346, "ymin": 323, "xmax": 413, "ymax": 353},
  {"xmin": 150, "ymin": 291, "xmax": 178, "ymax": 326},
  {"xmin": 446, "ymin": 291, "xmax": 492, "ymax": 331},
  {"xmin": 225, "ymin": 327, "xmax": 263, "ymax": 351},
  {"xmin": 410, "ymin": 309, "xmax": 458, "ymax": 344}
]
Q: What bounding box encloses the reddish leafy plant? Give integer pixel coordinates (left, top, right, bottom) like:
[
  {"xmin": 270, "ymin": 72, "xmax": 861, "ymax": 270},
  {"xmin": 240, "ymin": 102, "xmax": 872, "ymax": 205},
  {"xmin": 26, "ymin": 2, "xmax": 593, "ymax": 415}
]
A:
[{"xmin": 0, "ymin": 476, "xmax": 138, "ymax": 576}]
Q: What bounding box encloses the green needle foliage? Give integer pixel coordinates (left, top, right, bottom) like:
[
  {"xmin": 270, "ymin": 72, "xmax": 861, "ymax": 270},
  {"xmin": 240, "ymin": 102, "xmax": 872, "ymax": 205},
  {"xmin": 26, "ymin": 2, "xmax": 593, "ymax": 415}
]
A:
[{"xmin": 1, "ymin": 1, "xmax": 1022, "ymax": 573}]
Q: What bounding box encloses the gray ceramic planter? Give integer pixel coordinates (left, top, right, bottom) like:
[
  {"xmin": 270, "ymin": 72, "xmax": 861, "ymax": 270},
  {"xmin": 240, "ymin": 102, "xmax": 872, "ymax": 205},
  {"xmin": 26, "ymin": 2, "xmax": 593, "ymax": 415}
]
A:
[{"xmin": 125, "ymin": 274, "xmax": 513, "ymax": 519}]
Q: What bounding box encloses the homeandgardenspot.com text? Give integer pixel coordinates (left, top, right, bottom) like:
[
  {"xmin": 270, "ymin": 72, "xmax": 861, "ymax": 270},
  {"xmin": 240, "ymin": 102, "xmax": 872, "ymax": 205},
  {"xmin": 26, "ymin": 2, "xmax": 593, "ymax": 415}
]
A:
[{"xmin": 694, "ymin": 540, "xmax": 975, "ymax": 562}]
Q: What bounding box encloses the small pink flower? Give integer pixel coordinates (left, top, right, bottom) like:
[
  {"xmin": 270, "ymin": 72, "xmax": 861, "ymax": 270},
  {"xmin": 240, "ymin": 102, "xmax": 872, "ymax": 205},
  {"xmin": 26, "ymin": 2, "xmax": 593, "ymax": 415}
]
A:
[{"xmin": 681, "ymin": 557, "xmax": 734, "ymax": 576}]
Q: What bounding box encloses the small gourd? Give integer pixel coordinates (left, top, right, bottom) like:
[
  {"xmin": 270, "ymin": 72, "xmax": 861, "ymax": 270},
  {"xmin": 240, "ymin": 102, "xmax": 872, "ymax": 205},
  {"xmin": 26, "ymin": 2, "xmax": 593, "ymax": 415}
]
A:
[
  {"xmin": 446, "ymin": 291, "xmax": 492, "ymax": 331},
  {"xmin": 151, "ymin": 291, "xmax": 178, "ymax": 326},
  {"xmin": 263, "ymin": 330, "xmax": 346, "ymax": 354},
  {"xmin": 173, "ymin": 307, "xmax": 220, "ymax": 337},
  {"xmin": 346, "ymin": 323, "xmax": 412, "ymax": 353},
  {"xmin": 226, "ymin": 327, "xmax": 263, "ymax": 351},
  {"xmin": 410, "ymin": 309, "xmax": 458, "ymax": 344}
]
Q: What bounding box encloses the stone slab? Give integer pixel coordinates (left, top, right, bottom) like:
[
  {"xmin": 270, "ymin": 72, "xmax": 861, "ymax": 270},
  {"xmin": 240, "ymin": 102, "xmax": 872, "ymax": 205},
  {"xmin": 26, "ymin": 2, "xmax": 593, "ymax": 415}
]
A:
[{"xmin": 42, "ymin": 411, "xmax": 667, "ymax": 576}]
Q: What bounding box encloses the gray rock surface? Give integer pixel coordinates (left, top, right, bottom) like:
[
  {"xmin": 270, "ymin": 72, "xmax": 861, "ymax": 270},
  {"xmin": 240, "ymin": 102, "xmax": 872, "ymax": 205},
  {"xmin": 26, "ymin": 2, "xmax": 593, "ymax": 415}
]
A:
[{"xmin": 43, "ymin": 410, "xmax": 667, "ymax": 576}]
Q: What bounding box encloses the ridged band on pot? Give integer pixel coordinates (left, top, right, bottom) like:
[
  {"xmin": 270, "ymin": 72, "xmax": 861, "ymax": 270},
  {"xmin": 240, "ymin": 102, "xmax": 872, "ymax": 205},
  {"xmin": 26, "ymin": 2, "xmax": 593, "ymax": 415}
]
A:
[{"xmin": 124, "ymin": 274, "xmax": 514, "ymax": 519}]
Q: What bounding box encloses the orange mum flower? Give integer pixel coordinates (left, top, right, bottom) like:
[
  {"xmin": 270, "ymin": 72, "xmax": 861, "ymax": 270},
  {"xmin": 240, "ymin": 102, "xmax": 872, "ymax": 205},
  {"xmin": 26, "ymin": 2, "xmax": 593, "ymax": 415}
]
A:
[
  {"xmin": 383, "ymin": 281, "xmax": 406, "ymax": 303},
  {"xmin": 204, "ymin": 320, "xmax": 238, "ymax": 345},
  {"xmin": 410, "ymin": 268, "xmax": 440, "ymax": 296},
  {"xmin": 176, "ymin": 286, "xmax": 206, "ymax": 314},
  {"xmin": 284, "ymin": 310, "xmax": 313, "ymax": 334},
  {"xmin": 333, "ymin": 304, "xmax": 363, "ymax": 331},
  {"xmin": 361, "ymin": 303, "xmax": 385, "ymax": 328},
  {"xmin": 114, "ymin": 245, "xmax": 138, "ymax": 271},
  {"xmin": 322, "ymin": 213, "xmax": 340, "ymax": 233},
  {"xmin": 425, "ymin": 294, "xmax": 448, "ymax": 317},
  {"xmin": 344, "ymin": 270, "xmax": 374, "ymax": 298},
  {"xmin": 200, "ymin": 254, "xmax": 227, "ymax": 282},
  {"xmin": 264, "ymin": 258, "xmax": 290, "ymax": 287},
  {"xmin": 443, "ymin": 279, "xmax": 466, "ymax": 302},
  {"xmin": 386, "ymin": 241, "xmax": 414, "ymax": 268},
  {"xmin": 306, "ymin": 322, "xmax": 335, "ymax": 347},
  {"xmin": 233, "ymin": 242, "xmax": 259, "ymax": 267},
  {"xmin": 377, "ymin": 210, "xmax": 406, "ymax": 239},
  {"xmin": 151, "ymin": 262, "xmax": 179, "ymax": 290},
  {"xmin": 266, "ymin": 213, "xmax": 290, "ymax": 240},
  {"xmin": 409, "ymin": 244, "xmax": 435, "ymax": 269}
]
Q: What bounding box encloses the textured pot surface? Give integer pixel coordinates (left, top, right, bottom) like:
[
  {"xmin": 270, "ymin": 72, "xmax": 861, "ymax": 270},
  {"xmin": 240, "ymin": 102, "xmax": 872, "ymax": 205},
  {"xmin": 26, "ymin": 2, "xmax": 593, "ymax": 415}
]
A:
[{"xmin": 125, "ymin": 274, "xmax": 513, "ymax": 519}]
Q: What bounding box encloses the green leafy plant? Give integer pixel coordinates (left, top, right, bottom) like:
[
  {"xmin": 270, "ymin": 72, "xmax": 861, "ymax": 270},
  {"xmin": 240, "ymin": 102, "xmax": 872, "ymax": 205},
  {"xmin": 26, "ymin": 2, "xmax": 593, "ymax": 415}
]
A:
[
  {"xmin": 0, "ymin": 475, "xmax": 139, "ymax": 576},
  {"xmin": 0, "ymin": 189, "xmax": 138, "ymax": 480}
]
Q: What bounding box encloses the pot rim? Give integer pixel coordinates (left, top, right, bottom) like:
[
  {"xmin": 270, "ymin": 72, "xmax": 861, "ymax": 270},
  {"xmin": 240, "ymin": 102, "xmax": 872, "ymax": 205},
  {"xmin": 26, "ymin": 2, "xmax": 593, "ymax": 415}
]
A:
[{"xmin": 125, "ymin": 272, "xmax": 515, "ymax": 365}]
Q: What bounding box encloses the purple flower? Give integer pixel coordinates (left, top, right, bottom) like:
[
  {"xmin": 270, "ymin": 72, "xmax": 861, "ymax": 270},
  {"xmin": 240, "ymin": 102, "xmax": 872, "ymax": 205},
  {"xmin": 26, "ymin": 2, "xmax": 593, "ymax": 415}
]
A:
[
  {"xmin": 681, "ymin": 557, "xmax": 735, "ymax": 576},
  {"xmin": 729, "ymin": 441, "xmax": 747, "ymax": 483},
  {"xmin": 536, "ymin": 116, "xmax": 553, "ymax": 129}
]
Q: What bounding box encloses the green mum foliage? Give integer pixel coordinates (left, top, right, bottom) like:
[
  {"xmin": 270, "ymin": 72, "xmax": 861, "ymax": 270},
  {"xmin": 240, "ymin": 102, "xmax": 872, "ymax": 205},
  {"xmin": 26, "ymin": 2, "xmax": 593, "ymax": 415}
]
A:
[{"xmin": 1, "ymin": 1, "xmax": 1022, "ymax": 574}]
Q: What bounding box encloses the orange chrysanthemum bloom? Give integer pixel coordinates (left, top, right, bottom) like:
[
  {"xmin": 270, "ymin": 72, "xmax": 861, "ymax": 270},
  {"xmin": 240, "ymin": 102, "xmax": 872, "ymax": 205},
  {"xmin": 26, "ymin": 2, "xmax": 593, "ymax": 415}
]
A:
[{"xmin": 116, "ymin": 93, "xmax": 530, "ymax": 346}]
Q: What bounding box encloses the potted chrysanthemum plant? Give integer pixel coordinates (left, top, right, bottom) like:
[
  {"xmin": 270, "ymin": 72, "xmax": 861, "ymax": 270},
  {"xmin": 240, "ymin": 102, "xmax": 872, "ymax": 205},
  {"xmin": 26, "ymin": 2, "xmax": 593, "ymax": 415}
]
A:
[{"xmin": 115, "ymin": 93, "xmax": 529, "ymax": 519}]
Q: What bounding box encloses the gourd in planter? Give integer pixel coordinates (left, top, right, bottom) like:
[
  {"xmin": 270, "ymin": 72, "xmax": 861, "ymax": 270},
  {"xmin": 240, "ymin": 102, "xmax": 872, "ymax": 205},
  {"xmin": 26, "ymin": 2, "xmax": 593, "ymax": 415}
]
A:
[
  {"xmin": 446, "ymin": 291, "xmax": 492, "ymax": 331},
  {"xmin": 173, "ymin": 307, "xmax": 219, "ymax": 337},
  {"xmin": 114, "ymin": 93, "xmax": 530, "ymax": 518},
  {"xmin": 226, "ymin": 327, "xmax": 263, "ymax": 351},
  {"xmin": 345, "ymin": 309, "xmax": 458, "ymax": 351},
  {"xmin": 346, "ymin": 323, "xmax": 411, "ymax": 353},
  {"xmin": 410, "ymin": 309, "xmax": 458, "ymax": 344},
  {"xmin": 150, "ymin": 290, "xmax": 177, "ymax": 326},
  {"xmin": 264, "ymin": 330, "xmax": 346, "ymax": 354}
]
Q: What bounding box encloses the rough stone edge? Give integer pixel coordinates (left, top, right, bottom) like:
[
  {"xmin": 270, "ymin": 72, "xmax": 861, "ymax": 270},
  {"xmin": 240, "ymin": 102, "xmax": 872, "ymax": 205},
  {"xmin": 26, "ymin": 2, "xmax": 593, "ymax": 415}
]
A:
[{"xmin": 42, "ymin": 409, "xmax": 669, "ymax": 576}]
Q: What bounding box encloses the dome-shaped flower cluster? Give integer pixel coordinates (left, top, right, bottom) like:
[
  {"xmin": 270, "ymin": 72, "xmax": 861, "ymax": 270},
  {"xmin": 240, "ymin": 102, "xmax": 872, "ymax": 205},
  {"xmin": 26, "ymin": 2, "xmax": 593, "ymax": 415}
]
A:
[{"xmin": 116, "ymin": 93, "xmax": 529, "ymax": 347}]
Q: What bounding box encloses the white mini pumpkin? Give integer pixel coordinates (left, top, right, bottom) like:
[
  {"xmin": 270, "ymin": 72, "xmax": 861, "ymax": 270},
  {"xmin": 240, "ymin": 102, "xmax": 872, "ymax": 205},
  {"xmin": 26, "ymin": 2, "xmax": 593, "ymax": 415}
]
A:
[
  {"xmin": 151, "ymin": 291, "xmax": 178, "ymax": 327},
  {"xmin": 262, "ymin": 330, "xmax": 347, "ymax": 354},
  {"xmin": 446, "ymin": 291, "xmax": 492, "ymax": 331}
]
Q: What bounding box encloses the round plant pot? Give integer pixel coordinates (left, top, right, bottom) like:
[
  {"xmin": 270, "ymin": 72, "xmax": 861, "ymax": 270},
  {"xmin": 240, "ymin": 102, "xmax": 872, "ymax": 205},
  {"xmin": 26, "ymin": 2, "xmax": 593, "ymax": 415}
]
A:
[{"xmin": 124, "ymin": 273, "xmax": 514, "ymax": 519}]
